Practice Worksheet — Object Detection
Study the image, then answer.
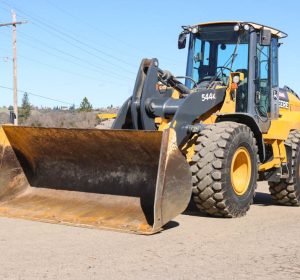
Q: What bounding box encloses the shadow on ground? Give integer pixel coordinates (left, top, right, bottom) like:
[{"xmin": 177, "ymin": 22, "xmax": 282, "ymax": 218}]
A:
[
  {"xmin": 162, "ymin": 221, "xmax": 180, "ymax": 231},
  {"xmin": 182, "ymin": 200, "xmax": 211, "ymax": 218},
  {"xmin": 254, "ymin": 192, "xmax": 275, "ymax": 206}
]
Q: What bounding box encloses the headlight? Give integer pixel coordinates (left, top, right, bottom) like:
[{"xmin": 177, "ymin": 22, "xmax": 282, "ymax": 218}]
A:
[
  {"xmin": 191, "ymin": 26, "xmax": 198, "ymax": 34},
  {"xmin": 243, "ymin": 24, "xmax": 250, "ymax": 31},
  {"xmin": 233, "ymin": 24, "xmax": 240, "ymax": 32}
]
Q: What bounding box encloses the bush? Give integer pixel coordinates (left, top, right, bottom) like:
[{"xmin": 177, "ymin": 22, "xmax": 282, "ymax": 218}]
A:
[{"xmin": 23, "ymin": 111, "xmax": 100, "ymax": 128}]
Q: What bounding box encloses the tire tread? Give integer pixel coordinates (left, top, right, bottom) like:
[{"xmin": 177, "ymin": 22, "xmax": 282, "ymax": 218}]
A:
[{"xmin": 190, "ymin": 122, "xmax": 258, "ymax": 217}]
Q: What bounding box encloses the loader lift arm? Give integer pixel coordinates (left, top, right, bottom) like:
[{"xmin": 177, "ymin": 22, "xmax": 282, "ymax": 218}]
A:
[{"xmin": 113, "ymin": 58, "xmax": 226, "ymax": 146}]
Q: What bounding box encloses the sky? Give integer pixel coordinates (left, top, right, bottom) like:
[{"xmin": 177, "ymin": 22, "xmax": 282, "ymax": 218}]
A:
[{"xmin": 0, "ymin": 0, "xmax": 298, "ymax": 108}]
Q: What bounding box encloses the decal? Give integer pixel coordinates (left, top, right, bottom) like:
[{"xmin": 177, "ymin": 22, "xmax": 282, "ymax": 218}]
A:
[
  {"xmin": 279, "ymin": 92, "xmax": 286, "ymax": 99},
  {"xmin": 201, "ymin": 92, "xmax": 216, "ymax": 102},
  {"xmin": 279, "ymin": 100, "xmax": 289, "ymax": 109}
]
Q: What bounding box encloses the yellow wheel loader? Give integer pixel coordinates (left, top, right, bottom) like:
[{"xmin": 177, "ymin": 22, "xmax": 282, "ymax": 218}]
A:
[{"xmin": 0, "ymin": 21, "xmax": 299, "ymax": 234}]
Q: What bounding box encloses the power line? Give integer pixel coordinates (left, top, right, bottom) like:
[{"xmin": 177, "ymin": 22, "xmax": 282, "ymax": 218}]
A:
[
  {"xmin": 45, "ymin": 0, "xmax": 135, "ymax": 48},
  {"xmin": 0, "ymin": 0, "xmax": 139, "ymax": 72},
  {"xmin": 43, "ymin": 0, "xmax": 178, "ymax": 64},
  {"xmin": 18, "ymin": 54, "xmax": 118, "ymax": 83},
  {"xmin": 0, "ymin": 26, "xmax": 135, "ymax": 84},
  {"xmin": 0, "ymin": 49, "xmax": 121, "ymax": 85},
  {"xmin": 0, "ymin": 2, "xmax": 137, "ymax": 108},
  {"xmin": 17, "ymin": 37, "xmax": 131, "ymax": 81},
  {"xmin": 0, "ymin": 85, "xmax": 73, "ymax": 105},
  {"xmin": 0, "ymin": 40, "xmax": 133, "ymax": 85},
  {"xmin": 28, "ymin": 20, "xmax": 137, "ymax": 75},
  {"xmin": 0, "ymin": 0, "xmax": 179, "ymax": 72}
]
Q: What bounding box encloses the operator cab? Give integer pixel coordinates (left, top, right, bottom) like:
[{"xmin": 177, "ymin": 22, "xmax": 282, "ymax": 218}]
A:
[{"xmin": 178, "ymin": 21, "xmax": 287, "ymax": 132}]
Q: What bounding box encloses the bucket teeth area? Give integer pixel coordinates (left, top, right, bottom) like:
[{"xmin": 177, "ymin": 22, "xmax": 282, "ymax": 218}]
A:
[{"xmin": 0, "ymin": 188, "xmax": 153, "ymax": 233}]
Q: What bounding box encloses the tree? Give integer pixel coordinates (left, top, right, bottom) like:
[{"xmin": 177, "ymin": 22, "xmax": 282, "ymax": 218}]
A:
[
  {"xmin": 20, "ymin": 92, "xmax": 31, "ymax": 120},
  {"xmin": 79, "ymin": 97, "xmax": 93, "ymax": 112},
  {"xmin": 69, "ymin": 104, "xmax": 75, "ymax": 111}
]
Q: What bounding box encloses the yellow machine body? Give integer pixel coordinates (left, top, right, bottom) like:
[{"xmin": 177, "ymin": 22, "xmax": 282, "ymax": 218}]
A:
[
  {"xmin": 0, "ymin": 21, "xmax": 298, "ymax": 233},
  {"xmin": 155, "ymin": 87, "xmax": 300, "ymax": 171}
]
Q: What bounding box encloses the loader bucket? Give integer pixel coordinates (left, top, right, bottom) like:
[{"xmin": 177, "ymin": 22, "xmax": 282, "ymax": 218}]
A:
[{"xmin": 0, "ymin": 125, "xmax": 192, "ymax": 234}]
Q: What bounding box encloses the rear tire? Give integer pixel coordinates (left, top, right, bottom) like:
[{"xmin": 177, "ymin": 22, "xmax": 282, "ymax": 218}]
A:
[
  {"xmin": 268, "ymin": 130, "xmax": 300, "ymax": 206},
  {"xmin": 189, "ymin": 122, "xmax": 258, "ymax": 217}
]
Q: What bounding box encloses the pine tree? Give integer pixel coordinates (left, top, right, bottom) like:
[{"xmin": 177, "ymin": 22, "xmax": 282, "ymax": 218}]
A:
[
  {"xmin": 79, "ymin": 97, "xmax": 93, "ymax": 112},
  {"xmin": 20, "ymin": 92, "xmax": 31, "ymax": 120}
]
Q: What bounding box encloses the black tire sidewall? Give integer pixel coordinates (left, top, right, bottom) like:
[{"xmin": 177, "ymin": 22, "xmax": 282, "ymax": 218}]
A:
[{"xmin": 223, "ymin": 129, "xmax": 257, "ymax": 211}]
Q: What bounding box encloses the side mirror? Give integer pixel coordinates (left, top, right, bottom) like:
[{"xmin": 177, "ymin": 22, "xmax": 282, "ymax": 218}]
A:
[
  {"xmin": 260, "ymin": 29, "xmax": 271, "ymax": 46},
  {"xmin": 178, "ymin": 32, "xmax": 187, "ymax": 49}
]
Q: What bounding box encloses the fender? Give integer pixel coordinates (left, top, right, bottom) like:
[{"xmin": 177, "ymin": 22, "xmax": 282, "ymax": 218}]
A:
[{"xmin": 216, "ymin": 113, "xmax": 265, "ymax": 162}]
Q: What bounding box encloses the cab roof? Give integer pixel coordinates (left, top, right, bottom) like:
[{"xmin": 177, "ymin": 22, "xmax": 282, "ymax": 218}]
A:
[{"xmin": 193, "ymin": 21, "xmax": 288, "ymax": 39}]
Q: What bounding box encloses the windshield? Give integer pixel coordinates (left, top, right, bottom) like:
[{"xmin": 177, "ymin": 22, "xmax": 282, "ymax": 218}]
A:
[{"xmin": 186, "ymin": 25, "xmax": 249, "ymax": 89}]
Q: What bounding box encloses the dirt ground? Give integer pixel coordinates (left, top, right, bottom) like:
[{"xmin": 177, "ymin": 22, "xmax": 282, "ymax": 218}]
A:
[{"xmin": 0, "ymin": 182, "xmax": 299, "ymax": 280}]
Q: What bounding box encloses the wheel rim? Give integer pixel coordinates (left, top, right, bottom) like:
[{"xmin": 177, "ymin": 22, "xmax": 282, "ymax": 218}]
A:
[{"xmin": 230, "ymin": 147, "xmax": 252, "ymax": 196}]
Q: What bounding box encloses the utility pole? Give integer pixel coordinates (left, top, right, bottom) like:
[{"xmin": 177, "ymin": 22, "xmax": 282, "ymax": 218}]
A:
[
  {"xmin": 12, "ymin": 11, "xmax": 18, "ymax": 125},
  {"xmin": 0, "ymin": 11, "xmax": 27, "ymax": 125}
]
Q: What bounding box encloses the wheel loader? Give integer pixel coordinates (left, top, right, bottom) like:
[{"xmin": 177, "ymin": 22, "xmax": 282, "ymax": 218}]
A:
[{"xmin": 0, "ymin": 21, "xmax": 299, "ymax": 234}]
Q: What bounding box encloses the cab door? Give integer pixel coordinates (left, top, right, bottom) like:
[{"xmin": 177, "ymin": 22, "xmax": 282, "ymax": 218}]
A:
[
  {"xmin": 270, "ymin": 37, "xmax": 280, "ymax": 119},
  {"xmin": 255, "ymin": 35, "xmax": 279, "ymax": 126},
  {"xmin": 256, "ymin": 43, "xmax": 271, "ymax": 119}
]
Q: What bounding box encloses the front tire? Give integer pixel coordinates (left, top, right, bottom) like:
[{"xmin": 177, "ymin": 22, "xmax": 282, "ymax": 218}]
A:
[{"xmin": 190, "ymin": 122, "xmax": 258, "ymax": 217}]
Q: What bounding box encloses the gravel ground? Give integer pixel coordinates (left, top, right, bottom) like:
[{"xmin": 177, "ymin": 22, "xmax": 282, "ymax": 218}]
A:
[{"xmin": 0, "ymin": 182, "xmax": 300, "ymax": 280}]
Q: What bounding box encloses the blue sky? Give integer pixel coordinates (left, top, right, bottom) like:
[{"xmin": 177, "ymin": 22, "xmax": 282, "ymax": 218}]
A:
[{"xmin": 0, "ymin": 0, "xmax": 298, "ymax": 108}]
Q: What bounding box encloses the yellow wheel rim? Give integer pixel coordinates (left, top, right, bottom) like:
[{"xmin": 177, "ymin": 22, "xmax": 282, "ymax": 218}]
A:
[{"xmin": 230, "ymin": 147, "xmax": 252, "ymax": 196}]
